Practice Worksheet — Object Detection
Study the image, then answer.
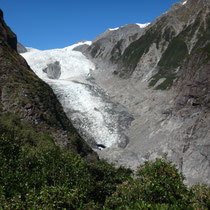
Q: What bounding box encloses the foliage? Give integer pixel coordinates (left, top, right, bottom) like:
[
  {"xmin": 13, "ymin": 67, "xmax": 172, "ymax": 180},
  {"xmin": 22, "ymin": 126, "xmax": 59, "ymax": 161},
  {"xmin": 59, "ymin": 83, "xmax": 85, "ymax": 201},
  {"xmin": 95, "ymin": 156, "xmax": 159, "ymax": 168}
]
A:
[
  {"xmin": 149, "ymin": 38, "xmax": 188, "ymax": 90},
  {"xmin": 158, "ymin": 38, "xmax": 188, "ymax": 69},
  {"xmin": 0, "ymin": 133, "xmax": 209, "ymax": 209},
  {"xmin": 120, "ymin": 28, "xmax": 162, "ymax": 76},
  {"xmin": 105, "ymin": 157, "xmax": 210, "ymax": 209},
  {"xmin": 0, "ymin": 132, "xmax": 131, "ymax": 209},
  {"xmin": 189, "ymin": 184, "xmax": 210, "ymax": 209}
]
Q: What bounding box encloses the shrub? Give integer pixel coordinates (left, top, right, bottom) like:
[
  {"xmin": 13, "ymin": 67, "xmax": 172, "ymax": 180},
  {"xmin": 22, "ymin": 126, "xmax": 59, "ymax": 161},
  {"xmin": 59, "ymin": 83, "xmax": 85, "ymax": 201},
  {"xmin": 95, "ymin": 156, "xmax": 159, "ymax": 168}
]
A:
[
  {"xmin": 189, "ymin": 184, "xmax": 210, "ymax": 209},
  {"xmin": 0, "ymin": 132, "xmax": 131, "ymax": 209},
  {"xmin": 105, "ymin": 156, "xmax": 190, "ymax": 209}
]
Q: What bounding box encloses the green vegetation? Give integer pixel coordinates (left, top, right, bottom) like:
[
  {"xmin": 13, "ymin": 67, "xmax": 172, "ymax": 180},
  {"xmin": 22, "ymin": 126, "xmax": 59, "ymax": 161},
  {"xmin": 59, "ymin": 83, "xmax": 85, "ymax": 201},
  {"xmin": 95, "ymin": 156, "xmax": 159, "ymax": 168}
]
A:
[
  {"xmin": 149, "ymin": 72, "xmax": 177, "ymax": 90},
  {"xmin": 0, "ymin": 42, "xmax": 95, "ymax": 158},
  {"xmin": 0, "ymin": 133, "xmax": 209, "ymax": 209},
  {"xmin": 192, "ymin": 14, "xmax": 210, "ymax": 53},
  {"xmin": 0, "ymin": 132, "xmax": 131, "ymax": 209},
  {"xmin": 158, "ymin": 39, "xmax": 188, "ymax": 69},
  {"xmin": 119, "ymin": 29, "xmax": 162, "ymax": 76},
  {"xmin": 149, "ymin": 37, "xmax": 188, "ymax": 90},
  {"xmin": 150, "ymin": 12, "xmax": 210, "ymax": 90},
  {"xmin": 0, "ymin": 112, "xmax": 56, "ymax": 155},
  {"xmin": 118, "ymin": 17, "xmax": 175, "ymax": 78},
  {"xmin": 105, "ymin": 156, "xmax": 210, "ymax": 209}
]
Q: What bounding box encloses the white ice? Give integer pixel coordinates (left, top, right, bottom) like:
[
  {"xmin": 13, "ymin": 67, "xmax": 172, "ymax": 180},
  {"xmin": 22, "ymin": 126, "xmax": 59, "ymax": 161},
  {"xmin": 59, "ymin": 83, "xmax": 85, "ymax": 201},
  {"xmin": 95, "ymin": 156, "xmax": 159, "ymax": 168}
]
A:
[
  {"xmin": 108, "ymin": 27, "xmax": 119, "ymax": 31},
  {"xmin": 182, "ymin": 1, "xmax": 187, "ymax": 5},
  {"xmin": 21, "ymin": 42, "xmax": 120, "ymax": 148},
  {"xmin": 135, "ymin": 23, "xmax": 150, "ymax": 28}
]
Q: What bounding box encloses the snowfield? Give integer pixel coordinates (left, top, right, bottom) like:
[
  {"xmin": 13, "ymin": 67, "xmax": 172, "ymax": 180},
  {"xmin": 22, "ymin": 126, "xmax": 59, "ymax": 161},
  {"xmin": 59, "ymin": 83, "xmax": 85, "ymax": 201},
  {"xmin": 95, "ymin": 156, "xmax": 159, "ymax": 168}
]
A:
[
  {"xmin": 21, "ymin": 42, "xmax": 130, "ymax": 148},
  {"xmin": 24, "ymin": 42, "xmax": 95, "ymax": 80}
]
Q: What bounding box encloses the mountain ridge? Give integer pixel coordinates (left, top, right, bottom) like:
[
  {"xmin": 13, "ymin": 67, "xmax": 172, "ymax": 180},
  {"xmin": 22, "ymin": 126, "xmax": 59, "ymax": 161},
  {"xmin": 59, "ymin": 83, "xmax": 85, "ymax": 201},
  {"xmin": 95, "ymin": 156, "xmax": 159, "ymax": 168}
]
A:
[
  {"xmin": 16, "ymin": 0, "xmax": 210, "ymax": 185},
  {"xmin": 0, "ymin": 9, "xmax": 97, "ymax": 161},
  {"xmin": 76, "ymin": 0, "xmax": 210, "ymax": 185}
]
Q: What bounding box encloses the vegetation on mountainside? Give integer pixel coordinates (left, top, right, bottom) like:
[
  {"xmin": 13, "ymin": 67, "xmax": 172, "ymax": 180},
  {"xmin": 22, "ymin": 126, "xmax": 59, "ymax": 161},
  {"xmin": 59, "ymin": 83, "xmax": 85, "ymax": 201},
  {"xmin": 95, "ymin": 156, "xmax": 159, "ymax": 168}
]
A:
[
  {"xmin": 116, "ymin": 17, "xmax": 174, "ymax": 78},
  {"xmin": 149, "ymin": 11, "xmax": 210, "ymax": 90},
  {"xmin": 0, "ymin": 40, "xmax": 96, "ymax": 159},
  {"xmin": 149, "ymin": 38, "xmax": 188, "ymax": 90},
  {"xmin": 0, "ymin": 132, "xmax": 132, "ymax": 209},
  {"xmin": 0, "ymin": 133, "xmax": 209, "ymax": 209},
  {"xmin": 119, "ymin": 28, "xmax": 162, "ymax": 77}
]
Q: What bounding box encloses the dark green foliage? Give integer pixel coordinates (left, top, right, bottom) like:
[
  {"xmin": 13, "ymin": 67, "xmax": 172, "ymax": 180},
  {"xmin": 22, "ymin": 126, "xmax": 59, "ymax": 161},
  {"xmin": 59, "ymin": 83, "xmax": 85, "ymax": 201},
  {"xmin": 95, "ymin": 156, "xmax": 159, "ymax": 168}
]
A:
[
  {"xmin": 86, "ymin": 160, "xmax": 132, "ymax": 203},
  {"xmin": 0, "ymin": 133, "xmax": 209, "ymax": 208},
  {"xmin": 105, "ymin": 157, "xmax": 189, "ymax": 209},
  {"xmin": 158, "ymin": 39, "xmax": 188, "ymax": 69},
  {"xmin": 120, "ymin": 29, "xmax": 162, "ymax": 76},
  {"xmin": 105, "ymin": 157, "xmax": 210, "ymax": 209},
  {"xmin": 136, "ymin": 157, "xmax": 188, "ymax": 204},
  {"xmin": 189, "ymin": 184, "xmax": 210, "ymax": 209},
  {"xmin": 0, "ymin": 112, "xmax": 56, "ymax": 154},
  {"xmin": 0, "ymin": 132, "xmax": 132, "ymax": 209},
  {"xmin": 149, "ymin": 38, "xmax": 188, "ymax": 90},
  {"xmin": 192, "ymin": 14, "xmax": 210, "ymax": 53},
  {"xmin": 149, "ymin": 72, "xmax": 177, "ymax": 90}
]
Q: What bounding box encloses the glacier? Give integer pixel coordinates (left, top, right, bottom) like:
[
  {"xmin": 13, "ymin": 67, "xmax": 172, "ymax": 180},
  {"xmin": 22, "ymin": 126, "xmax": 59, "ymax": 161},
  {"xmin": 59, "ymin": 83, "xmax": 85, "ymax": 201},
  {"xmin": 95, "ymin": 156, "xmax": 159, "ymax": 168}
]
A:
[{"xmin": 21, "ymin": 42, "xmax": 133, "ymax": 149}]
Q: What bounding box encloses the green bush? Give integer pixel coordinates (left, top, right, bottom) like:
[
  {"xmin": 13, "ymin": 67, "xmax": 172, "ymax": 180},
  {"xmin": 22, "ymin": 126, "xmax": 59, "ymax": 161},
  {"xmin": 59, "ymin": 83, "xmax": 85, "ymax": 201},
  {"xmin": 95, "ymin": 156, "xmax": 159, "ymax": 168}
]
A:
[
  {"xmin": 0, "ymin": 132, "xmax": 131, "ymax": 209},
  {"xmin": 189, "ymin": 184, "xmax": 210, "ymax": 209},
  {"xmin": 0, "ymin": 133, "xmax": 209, "ymax": 209},
  {"xmin": 105, "ymin": 156, "xmax": 190, "ymax": 209}
]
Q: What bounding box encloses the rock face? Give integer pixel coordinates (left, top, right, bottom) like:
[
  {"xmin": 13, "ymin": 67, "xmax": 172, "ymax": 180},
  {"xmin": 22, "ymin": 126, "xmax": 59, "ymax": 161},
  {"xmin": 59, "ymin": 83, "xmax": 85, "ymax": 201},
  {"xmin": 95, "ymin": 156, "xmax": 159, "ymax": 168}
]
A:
[
  {"xmin": 84, "ymin": 23, "xmax": 149, "ymax": 67},
  {"xmin": 17, "ymin": 42, "xmax": 27, "ymax": 53},
  {"xmin": 81, "ymin": 0, "xmax": 210, "ymax": 185},
  {"xmin": 0, "ymin": 10, "xmax": 17, "ymax": 51},
  {"xmin": 0, "ymin": 9, "xmax": 97, "ymax": 161},
  {"xmin": 43, "ymin": 61, "xmax": 61, "ymax": 79}
]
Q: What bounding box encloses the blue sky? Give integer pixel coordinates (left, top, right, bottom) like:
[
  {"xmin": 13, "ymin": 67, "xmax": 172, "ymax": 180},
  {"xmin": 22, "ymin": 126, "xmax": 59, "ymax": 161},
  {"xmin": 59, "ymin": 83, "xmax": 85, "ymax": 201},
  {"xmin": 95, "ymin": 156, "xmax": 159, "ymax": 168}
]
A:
[{"xmin": 1, "ymin": 0, "xmax": 178, "ymax": 50}]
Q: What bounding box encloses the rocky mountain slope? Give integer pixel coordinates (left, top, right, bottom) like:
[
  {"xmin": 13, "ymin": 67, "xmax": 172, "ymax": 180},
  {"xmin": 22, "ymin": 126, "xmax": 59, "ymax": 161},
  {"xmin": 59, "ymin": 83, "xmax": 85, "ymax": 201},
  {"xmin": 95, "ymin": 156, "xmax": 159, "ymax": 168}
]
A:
[
  {"xmin": 18, "ymin": 0, "xmax": 210, "ymax": 185},
  {"xmin": 77, "ymin": 0, "xmax": 210, "ymax": 185},
  {"xmin": 17, "ymin": 42, "xmax": 27, "ymax": 53},
  {"xmin": 0, "ymin": 9, "xmax": 97, "ymax": 160}
]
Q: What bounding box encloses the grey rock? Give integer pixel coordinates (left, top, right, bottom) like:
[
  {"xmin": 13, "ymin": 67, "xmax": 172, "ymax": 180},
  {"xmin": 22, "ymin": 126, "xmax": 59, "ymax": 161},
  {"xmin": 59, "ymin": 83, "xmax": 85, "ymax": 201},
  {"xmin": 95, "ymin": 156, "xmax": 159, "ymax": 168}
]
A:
[
  {"xmin": 43, "ymin": 61, "xmax": 61, "ymax": 79},
  {"xmin": 17, "ymin": 42, "xmax": 27, "ymax": 53},
  {"xmin": 73, "ymin": 44, "xmax": 89, "ymax": 53},
  {"xmin": 84, "ymin": 23, "xmax": 148, "ymax": 66}
]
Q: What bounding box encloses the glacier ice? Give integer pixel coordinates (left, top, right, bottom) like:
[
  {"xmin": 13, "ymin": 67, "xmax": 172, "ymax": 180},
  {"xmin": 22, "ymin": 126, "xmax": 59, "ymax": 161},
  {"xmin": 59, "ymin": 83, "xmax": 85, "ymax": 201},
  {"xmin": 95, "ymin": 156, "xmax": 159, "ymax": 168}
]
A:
[{"xmin": 21, "ymin": 42, "xmax": 132, "ymax": 149}]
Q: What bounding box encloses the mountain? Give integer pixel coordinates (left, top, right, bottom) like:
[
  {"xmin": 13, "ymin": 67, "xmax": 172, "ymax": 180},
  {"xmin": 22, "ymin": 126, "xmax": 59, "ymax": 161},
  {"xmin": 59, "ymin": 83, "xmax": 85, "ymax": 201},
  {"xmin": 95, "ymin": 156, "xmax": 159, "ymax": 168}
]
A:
[
  {"xmin": 20, "ymin": 0, "xmax": 210, "ymax": 185},
  {"xmin": 0, "ymin": 9, "xmax": 97, "ymax": 160},
  {"xmin": 17, "ymin": 42, "xmax": 27, "ymax": 53},
  {"xmin": 75, "ymin": 0, "xmax": 209, "ymax": 185}
]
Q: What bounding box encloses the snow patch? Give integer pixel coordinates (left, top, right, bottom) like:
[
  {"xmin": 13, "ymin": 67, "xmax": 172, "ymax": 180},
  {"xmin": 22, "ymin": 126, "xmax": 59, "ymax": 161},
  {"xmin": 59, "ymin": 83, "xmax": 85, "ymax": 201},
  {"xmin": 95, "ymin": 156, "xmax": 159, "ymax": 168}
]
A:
[
  {"xmin": 108, "ymin": 27, "xmax": 119, "ymax": 31},
  {"xmin": 182, "ymin": 0, "xmax": 187, "ymax": 5},
  {"xmin": 135, "ymin": 23, "xmax": 150, "ymax": 28},
  {"xmin": 22, "ymin": 43, "xmax": 95, "ymax": 80}
]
